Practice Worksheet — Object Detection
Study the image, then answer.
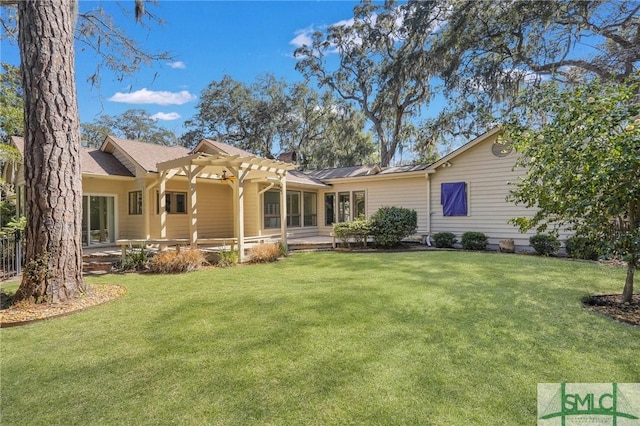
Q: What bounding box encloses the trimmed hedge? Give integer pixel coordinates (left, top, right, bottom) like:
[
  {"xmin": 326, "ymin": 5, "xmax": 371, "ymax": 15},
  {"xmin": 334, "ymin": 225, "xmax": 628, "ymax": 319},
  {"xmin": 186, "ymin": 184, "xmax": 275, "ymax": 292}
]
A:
[
  {"xmin": 433, "ymin": 232, "xmax": 457, "ymax": 248},
  {"xmin": 333, "ymin": 218, "xmax": 371, "ymax": 247},
  {"xmin": 461, "ymin": 231, "xmax": 488, "ymax": 250},
  {"xmin": 529, "ymin": 234, "xmax": 560, "ymax": 256},
  {"xmin": 370, "ymin": 206, "xmax": 417, "ymax": 248}
]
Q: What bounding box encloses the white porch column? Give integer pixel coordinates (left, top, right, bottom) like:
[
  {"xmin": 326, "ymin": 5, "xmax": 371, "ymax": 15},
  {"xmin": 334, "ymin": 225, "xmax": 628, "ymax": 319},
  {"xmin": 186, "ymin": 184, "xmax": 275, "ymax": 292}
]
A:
[
  {"xmin": 187, "ymin": 165, "xmax": 200, "ymax": 248},
  {"xmin": 159, "ymin": 171, "xmax": 167, "ymax": 239},
  {"xmin": 280, "ymin": 172, "xmax": 287, "ymax": 249},
  {"xmin": 230, "ymin": 166, "xmax": 249, "ymax": 263}
]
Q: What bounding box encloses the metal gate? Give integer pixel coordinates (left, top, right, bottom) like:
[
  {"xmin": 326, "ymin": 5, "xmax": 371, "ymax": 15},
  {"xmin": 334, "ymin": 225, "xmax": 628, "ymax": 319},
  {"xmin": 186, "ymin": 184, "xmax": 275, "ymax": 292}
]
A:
[{"xmin": 1, "ymin": 230, "xmax": 22, "ymax": 280}]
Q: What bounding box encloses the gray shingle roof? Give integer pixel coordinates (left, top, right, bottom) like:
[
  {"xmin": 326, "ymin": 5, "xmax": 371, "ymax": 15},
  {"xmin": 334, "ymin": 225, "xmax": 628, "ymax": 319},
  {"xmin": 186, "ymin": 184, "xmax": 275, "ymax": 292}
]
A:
[
  {"xmin": 11, "ymin": 136, "xmax": 133, "ymax": 177},
  {"xmin": 105, "ymin": 136, "xmax": 191, "ymax": 172},
  {"xmin": 306, "ymin": 163, "xmax": 430, "ymax": 180},
  {"xmin": 82, "ymin": 149, "xmax": 133, "ymax": 177}
]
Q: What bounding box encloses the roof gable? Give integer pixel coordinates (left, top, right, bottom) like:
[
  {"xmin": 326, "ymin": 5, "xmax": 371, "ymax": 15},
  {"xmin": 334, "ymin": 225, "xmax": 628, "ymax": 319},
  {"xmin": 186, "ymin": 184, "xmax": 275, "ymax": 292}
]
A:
[
  {"xmin": 192, "ymin": 139, "xmax": 255, "ymax": 158},
  {"xmin": 101, "ymin": 136, "xmax": 190, "ymax": 173},
  {"xmin": 10, "ymin": 136, "xmax": 133, "ymax": 177},
  {"xmin": 427, "ymin": 127, "xmax": 501, "ymax": 171}
]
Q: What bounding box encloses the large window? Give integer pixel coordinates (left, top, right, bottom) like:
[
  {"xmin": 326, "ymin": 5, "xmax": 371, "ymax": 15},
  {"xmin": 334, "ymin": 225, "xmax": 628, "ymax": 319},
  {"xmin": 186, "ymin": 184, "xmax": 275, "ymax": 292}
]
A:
[
  {"xmin": 128, "ymin": 191, "xmax": 142, "ymax": 215},
  {"xmin": 304, "ymin": 192, "xmax": 317, "ymax": 227},
  {"xmin": 353, "ymin": 191, "xmax": 365, "ymax": 219},
  {"xmin": 264, "ymin": 190, "xmax": 281, "ymax": 228},
  {"xmin": 338, "ymin": 192, "xmax": 350, "ymax": 222},
  {"xmin": 441, "ymin": 182, "xmax": 468, "ymax": 216},
  {"xmin": 287, "ymin": 191, "xmax": 301, "ymax": 227},
  {"xmin": 156, "ymin": 191, "xmax": 188, "ymax": 214},
  {"xmin": 325, "ymin": 193, "xmax": 335, "ymax": 226}
]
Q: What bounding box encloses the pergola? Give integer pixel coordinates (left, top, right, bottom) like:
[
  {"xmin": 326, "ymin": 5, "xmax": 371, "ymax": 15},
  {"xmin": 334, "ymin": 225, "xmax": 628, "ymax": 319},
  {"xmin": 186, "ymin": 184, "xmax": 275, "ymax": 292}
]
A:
[{"xmin": 155, "ymin": 153, "xmax": 298, "ymax": 262}]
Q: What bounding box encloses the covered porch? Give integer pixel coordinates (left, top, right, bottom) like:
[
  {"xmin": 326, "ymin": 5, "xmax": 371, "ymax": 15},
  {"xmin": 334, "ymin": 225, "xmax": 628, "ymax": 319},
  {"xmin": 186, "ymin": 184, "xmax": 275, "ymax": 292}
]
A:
[{"xmin": 118, "ymin": 152, "xmax": 298, "ymax": 263}]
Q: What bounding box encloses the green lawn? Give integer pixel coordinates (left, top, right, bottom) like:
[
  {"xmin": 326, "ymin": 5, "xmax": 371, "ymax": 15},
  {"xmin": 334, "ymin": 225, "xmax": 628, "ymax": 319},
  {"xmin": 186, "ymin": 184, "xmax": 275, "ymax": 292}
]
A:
[{"xmin": 1, "ymin": 251, "xmax": 638, "ymax": 425}]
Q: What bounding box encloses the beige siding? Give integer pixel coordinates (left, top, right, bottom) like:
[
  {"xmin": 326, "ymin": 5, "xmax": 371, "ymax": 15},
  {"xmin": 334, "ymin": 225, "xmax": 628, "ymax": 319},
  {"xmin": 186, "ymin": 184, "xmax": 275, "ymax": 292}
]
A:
[
  {"xmin": 83, "ymin": 176, "xmax": 140, "ymax": 240},
  {"xmin": 317, "ymin": 175, "xmax": 429, "ymax": 236},
  {"xmin": 429, "ymin": 133, "xmax": 569, "ymax": 247},
  {"xmin": 148, "ymin": 179, "xmax": 234, "ymax": 239}
]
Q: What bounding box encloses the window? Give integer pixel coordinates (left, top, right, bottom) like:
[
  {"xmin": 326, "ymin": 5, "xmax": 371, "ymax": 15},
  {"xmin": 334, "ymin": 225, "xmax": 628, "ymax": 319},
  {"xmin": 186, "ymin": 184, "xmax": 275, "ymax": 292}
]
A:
[
  {"xmin": 325, "ymin": 193, "xmax": 335, "ymax": 226},
  {"xmin": 353, "ymin": 191, "xmax": 365, "ymax": 219},
  {"xmin": 128, "ymin": 191, "xmax": 142, "ymax": 215},
  {"xmin": 338, "ymin": 192, "xmax": 350, "ymax": 222},
  {"xmin": 264, "ymin": 190, "xmax": 281, "ymax": 228},
  {"xmin": 303, "ymin": 192, "xmax": 317, "ymax": 227},
  {"xmin": 287, "ymin": 191, "xmax": 301, "ymax": 227},
  {"xmin": 441, "ymin": 182, "xmax": 468, "ymax": 216},
  {"xmin": 156, "ymin": 191, "xmax": 188, "ymax": 214}
]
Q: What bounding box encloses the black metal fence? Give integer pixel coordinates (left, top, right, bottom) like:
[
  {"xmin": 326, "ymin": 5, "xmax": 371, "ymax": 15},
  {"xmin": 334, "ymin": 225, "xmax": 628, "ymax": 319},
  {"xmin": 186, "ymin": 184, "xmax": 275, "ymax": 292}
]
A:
[{"xmin": 1, "ymin": 230, "xmax": 22, "ymax": 281}]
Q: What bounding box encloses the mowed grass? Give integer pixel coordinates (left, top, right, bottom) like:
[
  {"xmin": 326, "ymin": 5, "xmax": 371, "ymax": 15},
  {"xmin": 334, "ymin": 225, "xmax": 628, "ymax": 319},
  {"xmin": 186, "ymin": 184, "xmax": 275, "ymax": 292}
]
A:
[{"xmin": 1, "ymin": 251, "xmax": 638, "ymax": 425}]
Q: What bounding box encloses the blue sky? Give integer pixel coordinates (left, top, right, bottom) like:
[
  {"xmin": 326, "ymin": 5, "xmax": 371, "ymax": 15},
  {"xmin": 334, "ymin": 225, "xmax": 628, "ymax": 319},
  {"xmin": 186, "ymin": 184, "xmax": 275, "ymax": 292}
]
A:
[{"xmin": 1, "ymin": 0, "xmax": 361, "ymax": 136}]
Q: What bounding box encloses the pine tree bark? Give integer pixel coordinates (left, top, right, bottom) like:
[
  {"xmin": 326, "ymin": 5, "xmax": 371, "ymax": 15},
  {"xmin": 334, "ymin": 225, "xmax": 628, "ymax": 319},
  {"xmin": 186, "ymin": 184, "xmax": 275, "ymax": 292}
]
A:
[{"xmin": 15, "ymin": 0, "xmax": 85, "ymax": 303}]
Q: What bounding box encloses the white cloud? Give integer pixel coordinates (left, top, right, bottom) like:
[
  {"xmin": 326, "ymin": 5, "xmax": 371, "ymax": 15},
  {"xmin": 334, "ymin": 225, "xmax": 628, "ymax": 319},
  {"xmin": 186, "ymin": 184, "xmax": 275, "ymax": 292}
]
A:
[
  {"xmin": 168, "ymin": 61, "xmax": 186, "ymax": 69},
  {"xmin": 289, "ymin": 28, "xmax": 314, "ymax": 49},
  {"xmin": 150, "ymin": 112, "xmax": 181, "ymax": 121},
  {"xmin": 108, "ymin": 88, "xmax": 196, "ymax": 106}
]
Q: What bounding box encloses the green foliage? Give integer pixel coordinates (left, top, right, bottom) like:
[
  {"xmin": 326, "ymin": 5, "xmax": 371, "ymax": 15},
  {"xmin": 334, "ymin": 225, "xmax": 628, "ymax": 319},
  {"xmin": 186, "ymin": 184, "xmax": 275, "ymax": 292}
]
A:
[
  {"xmin": 412, "ymin": 0, "xmax": 639, "ymax": 146},
  {"xmin": 529, "ymin": 234, "xmax": 560, "ymax": 256},
  {"xmin": 183, "ymin": 74, "xmax": 375, "ymax": 167},
  {"xmin": 115, "ymin": 246, "xmax": 150, "ymax": 272},
  {"xmin": 506, "ymin": 76, "xmax": 640, "ymax": 301},
  {"xmin": 148, "ymin": 248, "xmax": 207, "ymax": 273},
  {"xmin": 22, "ymin": 253, "xmax": 52, "ymax": 287},
  {"xmin": 369, "ymin": 207, "xmax": 417, "ymax": 248},
  {"xmin": 294, "ymin": 2, "xmax": 433, "ymax": 166},
  {"xmin": 333, "ymin": 218, "xmax": 371, "ymax": 248},
  {"xmin": 565, "ymin": 236, "xmax": 602, "ymax": 261},
  {"xmin": 81, "ymin": 109, "xmax": 179, "ymax": 148},
  {"xmin": 0, "ymin": 63, "xmax": 24, "ymax": 139},
  {"xmin": 432, "ymin": 232, "xmax": 457, "ymax": 248},
  {"xmin": 277, "ymin": 241, "xmax": 288, "ymax": 258},
  {"xmin": 0, "ymin": 215, "xmax": 25, "ymax": 238},
  {"xmin": 461, "ymin": 232, "xmax": 488, "ymax": 251},
  {"xmin": 217, "ymin": 249, "xmax": 239, "ymax": 267}
]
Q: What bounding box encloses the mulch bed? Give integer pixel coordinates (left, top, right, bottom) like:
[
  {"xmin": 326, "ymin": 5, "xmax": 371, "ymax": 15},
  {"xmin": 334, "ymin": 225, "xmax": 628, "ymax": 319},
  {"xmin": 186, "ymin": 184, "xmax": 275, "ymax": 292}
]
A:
[
  {"xmin": 583, "ymin": 294, "xmax": 640, "ymax": 327},
  {"xmin": 0, "ymin": 284, "xmax": 126, "ymax": 328}
]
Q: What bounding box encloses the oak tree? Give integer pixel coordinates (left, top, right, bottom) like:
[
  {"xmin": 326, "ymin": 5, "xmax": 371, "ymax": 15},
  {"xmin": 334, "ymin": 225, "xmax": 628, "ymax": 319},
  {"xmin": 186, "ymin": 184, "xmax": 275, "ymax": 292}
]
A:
[{"xmin": 295, "ymin": 0, "xmax": 438, "ymax": 166}]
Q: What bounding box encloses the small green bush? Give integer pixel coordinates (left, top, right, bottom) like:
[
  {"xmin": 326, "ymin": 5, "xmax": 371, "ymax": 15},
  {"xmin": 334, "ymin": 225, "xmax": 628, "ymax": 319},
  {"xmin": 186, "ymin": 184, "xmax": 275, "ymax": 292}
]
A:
[
  {"xmin": 115, "ymin": 246, "xmax": 150, "ymax": 272},
  {"xmin": 333, "ymin": 218, "xmax": 371, "ymax": 247},
  {"xmin": 433, "ymin": 232, "xmax": 457, "ymax": 248},
  {"xmin": 370, "ymin": 206, "xmax": 417, "ymax": 248},
  {"xmin": 529, "ymin": 234, "xmax": 560, "ymax": 256},
  {"xmin": 461, "ymin": 231, "xmax": 488, "ymax": 250},
  {"xmin": 565, "ymin": 236, "xmax": 601, "ymax": 260},
  {"xmin": 148, "ymin": 247, "xmax": 207, "ymax": 273}
]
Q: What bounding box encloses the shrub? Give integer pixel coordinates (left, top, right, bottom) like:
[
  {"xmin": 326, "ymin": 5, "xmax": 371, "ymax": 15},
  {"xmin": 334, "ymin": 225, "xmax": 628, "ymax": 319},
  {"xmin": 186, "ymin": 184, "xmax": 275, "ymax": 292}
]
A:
[
  {"xmin": 333, "ymin": 218, "xmax": 371, "ymax": 247},
  {"xmin": 148, "ymin": 247, "xmax": 207, "ymax": 273},
  {"xmin": 369, "ymin": 206, "xmax": 417, "ymax": 248},
  {"xmin": 529, "ymin": 234, "xmax": 560, "ymax": 256},
  {"xmin": 565, "ymin": 236, "xmax": 601, "ymax": 260},
  {"xmin": 433, "ymin": 232, "xmax": 457, "ymax": 248},
  {"xmin": 216, "ymin": 249, "xmax": 238, "ymax": 267},
  {"xmin": 249, "ymin": 243, "xmax": 281, "ymax": 263},
  {"xmin": 114, "ymin": 245, "xmax": 150, "ymax": 272},
  {"xmin": 461, "ymin": 231, "xmax": 488, "ymax": 250}
]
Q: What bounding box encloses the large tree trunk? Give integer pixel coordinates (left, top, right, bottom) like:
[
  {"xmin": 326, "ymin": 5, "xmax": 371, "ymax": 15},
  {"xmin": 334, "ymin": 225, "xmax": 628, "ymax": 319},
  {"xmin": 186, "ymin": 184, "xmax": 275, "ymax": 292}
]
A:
[{"xmin": 14, "ymin": 0, "xmax": 85, "ymax": 304}]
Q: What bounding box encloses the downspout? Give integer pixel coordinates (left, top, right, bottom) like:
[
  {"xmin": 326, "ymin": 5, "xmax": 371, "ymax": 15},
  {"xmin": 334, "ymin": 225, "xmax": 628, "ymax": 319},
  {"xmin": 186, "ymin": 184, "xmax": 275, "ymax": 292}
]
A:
[{"xmin": 425, "ymin": 171, "xmax": 434, "ymax": 246}]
